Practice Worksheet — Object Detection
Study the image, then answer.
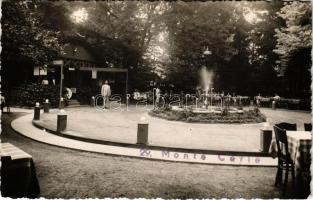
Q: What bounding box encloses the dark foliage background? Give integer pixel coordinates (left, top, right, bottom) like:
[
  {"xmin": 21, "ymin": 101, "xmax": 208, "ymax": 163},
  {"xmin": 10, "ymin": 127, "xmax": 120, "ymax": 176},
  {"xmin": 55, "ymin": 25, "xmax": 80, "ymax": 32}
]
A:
[{"xmin": 1, "ymin": 1, "xmax": 311, "ymax": 105}]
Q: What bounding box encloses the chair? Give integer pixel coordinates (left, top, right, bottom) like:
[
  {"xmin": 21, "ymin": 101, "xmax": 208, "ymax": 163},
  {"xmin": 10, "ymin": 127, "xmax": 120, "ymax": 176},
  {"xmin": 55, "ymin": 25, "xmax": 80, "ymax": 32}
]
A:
[
  {"xmin": 273, "ymin": 125, "xmax": 295, "ymax": 196},
  {"xmin": 275, "ymin": 122, "xmax": 297, "ymax": 131},
  {"xmin": 304, "ymin": 123, "xmax": 312, "ymax": 132}
]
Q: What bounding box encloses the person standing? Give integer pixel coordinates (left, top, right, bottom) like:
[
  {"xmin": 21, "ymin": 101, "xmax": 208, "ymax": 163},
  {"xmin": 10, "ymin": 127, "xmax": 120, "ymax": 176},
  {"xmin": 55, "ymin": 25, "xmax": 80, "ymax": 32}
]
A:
[
  {"xmin": 1, "ymin": 94, "xmax": 5, "ymax": 113},
  {"xmin": 155, "ymin": 87, "xmax": 161, "ymax": 107},
  {"xmin": 101, "ymin": 80, "xmax": 111, "ymax": 109},
  {"xmin": 256, "ymin": 93, "xmax": 262, "ymax": 107},
  {"xmin": 273, "ymin": 93, "xmax": 280, "ymax": 102}
]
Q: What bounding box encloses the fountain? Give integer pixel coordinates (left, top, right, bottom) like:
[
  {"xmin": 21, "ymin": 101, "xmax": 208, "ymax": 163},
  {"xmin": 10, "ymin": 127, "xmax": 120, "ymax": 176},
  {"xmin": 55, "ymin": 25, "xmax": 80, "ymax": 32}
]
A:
[
  {"xmin": 171, "ymin": 66, "xmax": 243, "ymax": 114},
  {"xmin": 149, "ymin": 66, "xmax": 265, "ymax": 123},
  {"xmin": 193, "ymin": 67, "xmax": 242, "ymax": 114},
  {"xmin": 200, "ymin": 67, "xmax": 213, "ymax": 109}
]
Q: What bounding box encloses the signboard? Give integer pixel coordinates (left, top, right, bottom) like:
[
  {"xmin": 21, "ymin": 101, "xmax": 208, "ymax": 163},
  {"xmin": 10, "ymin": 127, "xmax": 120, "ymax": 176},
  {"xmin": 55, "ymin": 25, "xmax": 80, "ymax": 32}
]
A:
[
  {"xmin": 33, "ymin": 66, "xmax": 47, "ymax": 76},
  {"xmin": 53, "ymin": 60, "xmax": 64, "ymax": 65},
  {"xmin": 92, "ymin": 69, "xmax": 97, "ymax": 79},
  {"xmin": 70, "ymin": 88, "xmax": 77, "ymax": 94}
]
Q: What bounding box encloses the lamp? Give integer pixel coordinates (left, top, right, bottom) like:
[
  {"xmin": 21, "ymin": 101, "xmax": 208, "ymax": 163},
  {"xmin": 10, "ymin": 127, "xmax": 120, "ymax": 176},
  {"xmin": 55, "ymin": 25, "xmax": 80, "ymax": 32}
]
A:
[{"xmin": 203, "ymin": 47, "xmax": 212, "ymax": 55}]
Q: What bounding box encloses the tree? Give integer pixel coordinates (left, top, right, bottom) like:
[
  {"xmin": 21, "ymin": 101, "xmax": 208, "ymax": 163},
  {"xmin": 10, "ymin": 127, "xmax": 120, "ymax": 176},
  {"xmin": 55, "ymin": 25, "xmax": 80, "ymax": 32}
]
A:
[
  {"xmin": 273, "ymin": 1, "xmax": 311, "ymax": 98},
  {"xmin": 161, "ymin": 2, "xmax": 240, "ymax": 92},
  {"xmin": 231, "ymin": 1, "xmax": 283, "ymax": 96},
  {"xmin": 284, "ymin": 48, "xmax": 311, "ymax": 98},
  {"xmin": 162, "ymin": 1, "xmax": 282, "ymax": 95},
  {"xmin": 273, "ymin": 1, "xmax": 311, "ymax": 72},
  {"xmin": 2, "ymin": 0, "xmax": 63, "ymax": 90},
  {"xmin": 48, "ymin": 1, "xmax": 169, "ymax": 90},
  {"xmin": 2, "ymin": 0, "xmax": 62, "ymax": 65}
]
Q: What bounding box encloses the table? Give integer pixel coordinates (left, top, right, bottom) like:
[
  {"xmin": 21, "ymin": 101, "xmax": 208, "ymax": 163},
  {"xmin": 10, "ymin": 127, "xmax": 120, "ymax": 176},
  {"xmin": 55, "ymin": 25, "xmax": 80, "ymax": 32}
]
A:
[
  {"xmin": 286, "ymin": 131, "xmax": 311, "ymax": 174},
  {"xmin": 270, "ymin": 131, "xmax": 311, "ymax": 172},
  {"xmin": 1, "ymin": 143, "xmax": 40, "ymax": 198},
  {"xmin": 270, "ymin": 131, "xmax": 311, "ymax": 197},
  {"xmin": 287, "ymin": 131, "xmax": 311, "ymax": 197}
]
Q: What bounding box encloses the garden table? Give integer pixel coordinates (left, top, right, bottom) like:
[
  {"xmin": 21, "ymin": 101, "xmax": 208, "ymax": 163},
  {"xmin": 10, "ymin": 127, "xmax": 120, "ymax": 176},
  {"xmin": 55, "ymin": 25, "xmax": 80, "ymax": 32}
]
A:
[
  {"xmin": 286, "ymin": 131, "xmax": 311, "ymax": 174},
  {"xmin": 270, "ymin": 131, "xmax": 311, "ymax": 174},
  {"xmin": 1, "ymin": 143, "xmax": 40, "ymax": 198}
]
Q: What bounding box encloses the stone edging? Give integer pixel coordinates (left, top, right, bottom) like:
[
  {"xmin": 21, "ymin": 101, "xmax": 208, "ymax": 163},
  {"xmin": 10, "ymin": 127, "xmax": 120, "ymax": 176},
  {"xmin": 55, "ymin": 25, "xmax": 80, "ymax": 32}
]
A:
[{"xmin": 11, "ymin": 114, "xmax": 278, "ymax": 167}]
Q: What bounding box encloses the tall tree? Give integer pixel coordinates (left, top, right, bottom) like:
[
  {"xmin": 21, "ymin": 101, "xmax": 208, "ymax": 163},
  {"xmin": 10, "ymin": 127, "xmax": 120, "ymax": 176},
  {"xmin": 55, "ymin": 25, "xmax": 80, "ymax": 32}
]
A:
[
  {"xmin": 2, "ymin": 0, "xmax": 63, "ymax": 89},
  {"xmin": 273, "ymin": 1, "xmax": 311, "ymax": 98},
  {"xmin": 2, "ymin": 0, "xmax": 62, "ymax": 65},
  {"xmin": 273, "ymin": 1, "xmax": 311, "ymax": 73}
]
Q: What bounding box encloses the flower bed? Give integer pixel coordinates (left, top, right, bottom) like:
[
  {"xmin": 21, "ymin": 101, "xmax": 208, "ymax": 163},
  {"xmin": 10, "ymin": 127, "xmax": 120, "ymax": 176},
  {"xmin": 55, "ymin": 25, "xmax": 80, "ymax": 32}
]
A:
[{"xmin": 149, "ymin": 107, "xmax": 266, "ymax": 124}]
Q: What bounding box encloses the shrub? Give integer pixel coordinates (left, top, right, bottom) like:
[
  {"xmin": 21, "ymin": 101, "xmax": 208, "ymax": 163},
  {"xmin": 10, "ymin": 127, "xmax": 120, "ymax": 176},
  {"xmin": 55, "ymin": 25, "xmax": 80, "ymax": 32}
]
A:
[
  {"xmin": 253, "ymin": 107, "xmax": 260, "ymax": 114},
  {"xmin": 9, "ymin": 83, "xmax": 67, "ymax": 108},
  {"xmin": 76, "ymin": 87, "xmax": 99, "ymax": 105},
  {"xmin": 221, "ymin": 108, "xmax": 229, "ymax": 116}
]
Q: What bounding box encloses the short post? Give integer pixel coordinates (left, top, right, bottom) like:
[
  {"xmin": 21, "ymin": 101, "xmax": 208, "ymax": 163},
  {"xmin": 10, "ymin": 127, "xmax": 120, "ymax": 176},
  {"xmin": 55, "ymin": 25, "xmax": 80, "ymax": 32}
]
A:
[
  {"xmin": 233, "ymin": 98, "xmax": 237, "ymax": 107},
  {"xmin": 272, "ymin": 100, "xmax": 276, "ymax": 110},
  {"xmin": 59, "ymin": 97, "xmax": 65, "ymax": 109},
  {"xmin": 33, "ymin": 102, "xmax": 40, "ymax": 120},
  {"xmin": 260, "ymin": 127, "xmax": 272, "ymax": 153},
  {"xmin": 57, "ymin": 109, "xmax": 67, "ymax": 133},
  {"xmin": 137, "ymin": 117, "xmax": 149, "ymax": 145},
  {"xmin": 250, "ymin": 100, "xmax": 254, "ymax": 107},
  {"xmin": 43, "ymin": 99, "xmax": 50, "ymax": 113},
  {"xmin": 90, "ymin": 96, "xmax": 95, "ymax": 107}
]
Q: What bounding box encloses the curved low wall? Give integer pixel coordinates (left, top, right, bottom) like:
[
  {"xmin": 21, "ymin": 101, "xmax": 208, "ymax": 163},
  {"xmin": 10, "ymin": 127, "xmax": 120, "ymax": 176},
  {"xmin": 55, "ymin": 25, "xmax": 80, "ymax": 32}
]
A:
[{"xmin": 11, "ymin": 113, "xmax": 277, "ymax": 166}]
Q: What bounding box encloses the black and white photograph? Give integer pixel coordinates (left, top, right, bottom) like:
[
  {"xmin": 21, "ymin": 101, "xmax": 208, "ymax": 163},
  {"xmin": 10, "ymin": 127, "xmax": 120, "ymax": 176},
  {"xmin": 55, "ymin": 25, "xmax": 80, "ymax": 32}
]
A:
[{"xmin": 1, "ymin": 0, "xmax": 312, "ymax": 199}]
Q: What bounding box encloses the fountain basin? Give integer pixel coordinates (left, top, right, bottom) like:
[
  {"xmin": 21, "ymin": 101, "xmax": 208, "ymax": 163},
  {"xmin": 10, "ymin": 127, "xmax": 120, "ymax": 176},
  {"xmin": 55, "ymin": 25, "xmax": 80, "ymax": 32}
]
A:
[{"xmin": 171, "ymin": 105, "xmax": 243, "ymax": 114}]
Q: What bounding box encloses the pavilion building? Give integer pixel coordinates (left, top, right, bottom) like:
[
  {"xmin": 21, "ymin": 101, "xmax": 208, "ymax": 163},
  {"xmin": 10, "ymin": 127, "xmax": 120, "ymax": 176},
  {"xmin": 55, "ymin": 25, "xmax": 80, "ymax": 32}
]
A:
[{"xmin": 46, "ymin": 38, "xmax": 129, "ymax": 101}]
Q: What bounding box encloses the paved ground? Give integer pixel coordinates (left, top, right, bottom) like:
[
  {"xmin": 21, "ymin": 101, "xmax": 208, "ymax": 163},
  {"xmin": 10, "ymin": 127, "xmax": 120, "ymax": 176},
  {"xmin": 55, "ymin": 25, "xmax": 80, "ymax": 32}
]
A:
[
  {"xmin": 1, "ymin": 112, "xmax": 287, "ymax": 198},
  {"xmin": 35, "ymin": 106, "xmax": 311, "ymax": 152}
]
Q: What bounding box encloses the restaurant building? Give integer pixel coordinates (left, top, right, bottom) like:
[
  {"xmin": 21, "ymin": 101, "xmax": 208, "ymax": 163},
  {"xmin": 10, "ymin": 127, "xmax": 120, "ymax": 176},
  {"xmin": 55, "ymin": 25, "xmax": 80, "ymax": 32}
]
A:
[{"xmin": 42, "ymin": 38, "xmax": 129, "ymax": 100}]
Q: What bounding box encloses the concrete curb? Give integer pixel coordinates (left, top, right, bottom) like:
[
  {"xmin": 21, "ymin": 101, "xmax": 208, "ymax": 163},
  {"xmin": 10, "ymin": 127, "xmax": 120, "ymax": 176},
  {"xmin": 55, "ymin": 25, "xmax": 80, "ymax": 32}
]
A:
[
  {"xmin": 32, "ymin": 119, "xmax": 272, "ymax": 157},
  {"xmin": 11, "ymin": 113, "xmax": 278, "ymax": 167}
]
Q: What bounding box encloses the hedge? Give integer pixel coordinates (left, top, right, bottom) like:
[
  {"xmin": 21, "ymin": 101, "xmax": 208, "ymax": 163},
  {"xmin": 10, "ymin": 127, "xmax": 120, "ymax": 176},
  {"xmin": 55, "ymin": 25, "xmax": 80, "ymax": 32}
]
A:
[
  {"xmin": 76, "ymin": 87, "xmax": 99, "ymax": 105},
  {"xmin": 9, "ymin": 83, "xmax": 67, "ymax": 108}
]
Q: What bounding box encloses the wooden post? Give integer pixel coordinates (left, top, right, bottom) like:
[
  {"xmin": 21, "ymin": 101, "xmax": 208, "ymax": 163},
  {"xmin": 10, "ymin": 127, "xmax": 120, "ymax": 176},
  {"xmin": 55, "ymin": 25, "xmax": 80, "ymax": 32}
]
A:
[
  {"xmin": 43, "ymin": 99, "xmax": 50, "ymax": 113},
  {"xmin": 57, "ymin": 110, "xmax": 67, "ymax": 133},
  {"xmin": 137, "ymin": 117, "xmax": 149, "ymax": 145},
  {"xmin": 34, "ymin": 102, "xmax": 40, "ymax": 120}
]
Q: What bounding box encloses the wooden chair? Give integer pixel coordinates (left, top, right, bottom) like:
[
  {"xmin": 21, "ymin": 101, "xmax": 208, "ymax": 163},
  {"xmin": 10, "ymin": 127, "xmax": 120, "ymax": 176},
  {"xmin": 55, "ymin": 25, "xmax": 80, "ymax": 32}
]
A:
[
  {"xmin": 275, "ymin": 122, "xmax": 297, "ymax": 131},
  {"xmin": 273, "ymin": 125, "xmax": 295, "ymax": 196},
  {"xmin": 304, "ymin": 123, "xmax": 312, "ymax": 132}
]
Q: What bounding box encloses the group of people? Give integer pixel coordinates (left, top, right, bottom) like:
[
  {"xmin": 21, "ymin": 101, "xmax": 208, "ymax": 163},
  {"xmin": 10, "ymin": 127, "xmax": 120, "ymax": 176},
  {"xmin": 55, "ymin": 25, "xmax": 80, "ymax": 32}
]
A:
[
  {"xmin": 255, "ymin": 93, "xmax": 280, "ymax": 107},
  {"xmin": 100, "ymin": 82, "xmax": 283, "ymax": 109}
]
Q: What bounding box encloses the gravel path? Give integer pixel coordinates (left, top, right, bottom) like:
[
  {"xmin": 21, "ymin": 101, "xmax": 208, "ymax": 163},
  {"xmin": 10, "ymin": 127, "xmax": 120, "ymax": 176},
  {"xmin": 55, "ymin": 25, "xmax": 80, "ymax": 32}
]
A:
[{"xmin": 1, "ymin": 112, "xmax": 287, "ymax": 198}]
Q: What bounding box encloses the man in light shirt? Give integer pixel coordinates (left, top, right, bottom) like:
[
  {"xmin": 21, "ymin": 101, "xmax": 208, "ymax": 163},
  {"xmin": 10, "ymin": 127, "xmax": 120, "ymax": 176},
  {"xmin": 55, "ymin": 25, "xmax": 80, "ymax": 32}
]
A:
[
  {"xmin": 101, "ymin": 80, "xmax": 111, "ymax": 109},
  {"xmin": 1, "ymin": 94, "xmax": 5, "ymax": 113}
]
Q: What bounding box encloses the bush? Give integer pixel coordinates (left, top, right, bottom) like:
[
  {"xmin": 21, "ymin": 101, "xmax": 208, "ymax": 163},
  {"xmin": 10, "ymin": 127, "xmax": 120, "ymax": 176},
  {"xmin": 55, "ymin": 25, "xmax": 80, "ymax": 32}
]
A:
[
  {"xmin": 76, "ymin": 87, "xmax": 99, "ymax": 105},
  {"xmin": 9, "ymin": 83, "xmax": 66, "ymax": 108}
]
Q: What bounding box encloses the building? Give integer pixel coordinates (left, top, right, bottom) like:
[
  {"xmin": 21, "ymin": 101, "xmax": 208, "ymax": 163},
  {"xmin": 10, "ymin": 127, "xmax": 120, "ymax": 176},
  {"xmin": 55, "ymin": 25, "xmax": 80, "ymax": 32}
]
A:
[{"xmin": 45, "ymin": 38, "xmax": 129, "ymax": 100}]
